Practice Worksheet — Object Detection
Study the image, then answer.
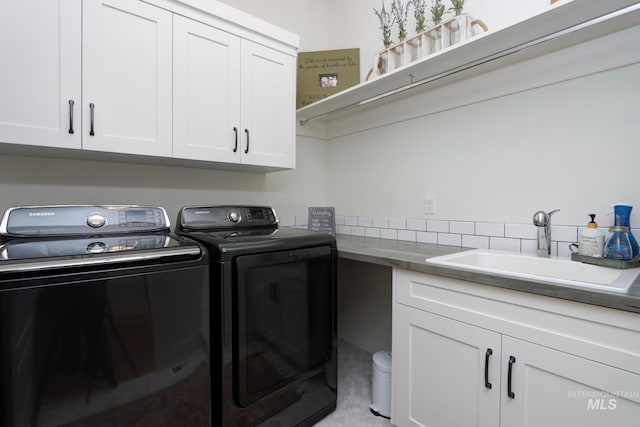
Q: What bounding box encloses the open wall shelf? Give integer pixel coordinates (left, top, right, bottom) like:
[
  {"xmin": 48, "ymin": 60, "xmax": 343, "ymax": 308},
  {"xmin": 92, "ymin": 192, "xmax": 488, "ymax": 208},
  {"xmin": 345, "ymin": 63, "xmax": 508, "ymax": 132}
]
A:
[{"xmin": 296, "ymin": 0, "xmax": 640, "ymax": 126}]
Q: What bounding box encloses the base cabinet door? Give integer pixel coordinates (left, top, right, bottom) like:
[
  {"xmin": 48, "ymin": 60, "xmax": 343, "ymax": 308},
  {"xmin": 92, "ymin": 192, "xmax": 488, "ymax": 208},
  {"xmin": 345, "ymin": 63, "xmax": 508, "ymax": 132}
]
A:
[
  {"xmin": 0, "ymin": 0, "xmax": 81, "ymax": 149},
  {"xmin": 82, "ymin": 0, "xmax": 172, "ymax": 156},
  {"xmin": 394, "ymin": 303, "xmax": 501, "ymax": 427},
  {"xmin": 501, "ymin": 336, "xmax": 640, "ymax": 427}
]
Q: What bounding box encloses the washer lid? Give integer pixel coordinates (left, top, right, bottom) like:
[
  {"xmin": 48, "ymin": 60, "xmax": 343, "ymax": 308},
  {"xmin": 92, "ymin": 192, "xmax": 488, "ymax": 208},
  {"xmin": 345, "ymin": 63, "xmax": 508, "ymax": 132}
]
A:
[{"xmin": 0, "ymin": 233, "xmax": 202, "ymax": 273}]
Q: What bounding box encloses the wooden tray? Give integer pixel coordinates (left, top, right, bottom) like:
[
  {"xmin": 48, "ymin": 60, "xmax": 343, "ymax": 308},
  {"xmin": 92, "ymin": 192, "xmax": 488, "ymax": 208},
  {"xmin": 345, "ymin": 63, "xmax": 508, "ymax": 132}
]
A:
[{"xmin": 571, "ymin": 253, "xmax": 640, "ymax": 269}]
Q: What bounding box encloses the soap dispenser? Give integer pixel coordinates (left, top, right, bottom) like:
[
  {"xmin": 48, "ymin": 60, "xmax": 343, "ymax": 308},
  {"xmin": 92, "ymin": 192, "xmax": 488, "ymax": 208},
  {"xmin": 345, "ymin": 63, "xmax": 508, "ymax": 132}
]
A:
[
  {"xmin": 605, "ymin": 215, "xmax": 633, "ymax": 261},
  {"xmin": 578, "ymin": 214, "xmax": 604, "ymax": 257}
]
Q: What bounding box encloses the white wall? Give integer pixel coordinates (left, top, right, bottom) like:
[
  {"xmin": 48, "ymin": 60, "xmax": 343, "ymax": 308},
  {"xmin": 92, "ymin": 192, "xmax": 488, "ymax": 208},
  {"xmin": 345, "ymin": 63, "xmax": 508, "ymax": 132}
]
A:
[
  {"xmin": 217, "ymin": 0, "xmax": 329, "ymax": 51},
  {"xmin": 326, "ymin": 50, "xmax": 640, "ymax": 225},
  {"xmin": 318, "ymin": 3, "xmax": 640, "ymax": 230},
  {"xmin": 0, "ymin": 135, "xmax": 328, "ymax": 224}
]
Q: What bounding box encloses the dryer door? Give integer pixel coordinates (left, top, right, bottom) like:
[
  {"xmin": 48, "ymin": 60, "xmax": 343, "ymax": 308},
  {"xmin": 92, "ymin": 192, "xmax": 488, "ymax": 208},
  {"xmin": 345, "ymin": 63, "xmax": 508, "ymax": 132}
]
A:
[{"xmin": 234, "ymin": 245, "xmax": 334, "ymax": 407}]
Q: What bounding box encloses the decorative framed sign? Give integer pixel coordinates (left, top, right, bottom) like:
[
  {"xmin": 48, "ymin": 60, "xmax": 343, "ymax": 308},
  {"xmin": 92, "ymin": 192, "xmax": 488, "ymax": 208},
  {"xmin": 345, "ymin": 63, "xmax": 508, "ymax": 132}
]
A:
[
  {"xmin": 308, "ymin": 207, "xmax": 336, "ymax": 236},
  {"xmin": 297, "ymin": 48, "xmax": 360, "ymax": 109}
]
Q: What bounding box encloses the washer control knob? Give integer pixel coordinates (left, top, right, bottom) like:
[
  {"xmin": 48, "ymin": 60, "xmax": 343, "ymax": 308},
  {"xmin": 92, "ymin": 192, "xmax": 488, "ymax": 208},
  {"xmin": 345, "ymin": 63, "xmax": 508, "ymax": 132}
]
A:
[
  {"xmin": 87, "ymin": 242, "xmax": 107, "ymax": 253},
  {"xmin": 87, "ymin": 213, "xmax": 106, "ymax": 228},
  {"xmin": 227, "ymin": 210, "xmax": 241, "ymax": 223}
]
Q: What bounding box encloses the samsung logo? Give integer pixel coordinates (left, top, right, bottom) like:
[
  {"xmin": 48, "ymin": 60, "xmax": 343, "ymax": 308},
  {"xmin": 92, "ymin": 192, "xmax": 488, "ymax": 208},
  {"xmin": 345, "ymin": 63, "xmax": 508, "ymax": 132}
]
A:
[
  {"xmin": 194, "ymin": 210, "xmax": 210, "ymax": 215},
  {"xmin": 29, "ymin": 212, "xmax": 55, "ymax": 217}
]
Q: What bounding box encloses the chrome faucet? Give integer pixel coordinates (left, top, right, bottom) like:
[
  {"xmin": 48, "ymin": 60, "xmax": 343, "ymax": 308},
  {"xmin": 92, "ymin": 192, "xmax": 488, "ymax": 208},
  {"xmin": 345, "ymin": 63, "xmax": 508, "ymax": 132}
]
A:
[{"xmin": 533, "ymin": 209, "xmax": 560, "ymax": 257}]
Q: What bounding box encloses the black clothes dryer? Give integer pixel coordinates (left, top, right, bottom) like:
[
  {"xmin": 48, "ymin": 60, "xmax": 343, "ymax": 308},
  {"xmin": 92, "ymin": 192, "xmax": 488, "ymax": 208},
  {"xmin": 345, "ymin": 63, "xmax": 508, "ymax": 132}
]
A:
[{"xmin": 176, "ymin": 205, "xmax": 337, "ymax": 427}]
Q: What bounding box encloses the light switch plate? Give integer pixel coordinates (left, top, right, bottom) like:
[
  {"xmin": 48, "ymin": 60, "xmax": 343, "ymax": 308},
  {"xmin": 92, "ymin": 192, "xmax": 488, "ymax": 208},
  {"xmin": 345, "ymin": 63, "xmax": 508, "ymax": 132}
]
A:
[{"xmin": 424, "ymin": 196, "xmax": 436, "ymax": 214}]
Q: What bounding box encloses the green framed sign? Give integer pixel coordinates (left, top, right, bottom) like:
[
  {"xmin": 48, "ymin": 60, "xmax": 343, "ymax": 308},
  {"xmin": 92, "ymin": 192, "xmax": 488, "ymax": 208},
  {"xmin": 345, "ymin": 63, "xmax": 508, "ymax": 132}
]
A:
[{"xmin": 297, "ymin": 48, "xmax": 360, "ymax": 109}]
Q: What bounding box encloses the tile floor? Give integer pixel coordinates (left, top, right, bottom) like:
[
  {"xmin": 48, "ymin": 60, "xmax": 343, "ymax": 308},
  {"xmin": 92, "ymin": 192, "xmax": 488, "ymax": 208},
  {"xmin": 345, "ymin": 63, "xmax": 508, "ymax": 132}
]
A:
[{"xmin": 314, "ymin": 340, "xmax": 391, "ymax": 427}]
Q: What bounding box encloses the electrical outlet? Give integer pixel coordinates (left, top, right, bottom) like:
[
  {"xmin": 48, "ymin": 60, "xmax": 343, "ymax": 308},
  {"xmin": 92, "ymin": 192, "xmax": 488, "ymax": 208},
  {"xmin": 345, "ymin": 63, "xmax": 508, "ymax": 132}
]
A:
[{"xmin": 424, "ymin": 196, "xmax": 436, "ymax": 214}]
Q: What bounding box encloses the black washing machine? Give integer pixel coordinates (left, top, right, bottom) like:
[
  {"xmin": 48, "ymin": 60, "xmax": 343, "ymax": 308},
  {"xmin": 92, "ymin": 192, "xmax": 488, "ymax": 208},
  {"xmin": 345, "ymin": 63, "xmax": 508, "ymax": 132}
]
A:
[
  {"xmin": 0, "ymin": 205, "xmax": 210, "ymax": 427},
  {"xmin": 175, "ymin": 205, "xmax": 337, "ymax": 427}
]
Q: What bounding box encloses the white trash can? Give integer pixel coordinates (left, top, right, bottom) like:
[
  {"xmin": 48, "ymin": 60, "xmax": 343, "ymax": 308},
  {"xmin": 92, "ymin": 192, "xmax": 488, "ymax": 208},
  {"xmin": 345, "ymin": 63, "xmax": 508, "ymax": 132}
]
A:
[{"xmin": 370, "ymin": 350, "xmax": 392, "ymax": 418}]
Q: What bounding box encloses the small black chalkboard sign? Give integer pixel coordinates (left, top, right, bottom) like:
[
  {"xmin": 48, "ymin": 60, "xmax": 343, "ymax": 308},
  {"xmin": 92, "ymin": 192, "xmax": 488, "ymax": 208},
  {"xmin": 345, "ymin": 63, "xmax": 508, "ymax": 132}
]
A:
[{"xmin": 308, "ymin": 207, "xmax": 336, "ymax": 237}]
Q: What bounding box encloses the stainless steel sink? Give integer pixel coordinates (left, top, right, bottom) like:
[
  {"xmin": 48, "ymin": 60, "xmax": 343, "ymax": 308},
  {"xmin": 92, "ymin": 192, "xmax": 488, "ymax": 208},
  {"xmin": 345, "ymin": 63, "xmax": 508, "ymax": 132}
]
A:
[{"xmin": 425, "ymin": 249, "xmax": 640, "ymax": 293}]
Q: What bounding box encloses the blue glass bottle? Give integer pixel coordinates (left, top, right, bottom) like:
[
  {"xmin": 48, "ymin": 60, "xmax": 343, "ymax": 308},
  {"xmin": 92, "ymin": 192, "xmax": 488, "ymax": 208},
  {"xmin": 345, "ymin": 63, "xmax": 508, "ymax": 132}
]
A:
[
  {"xmin": 613, "ymin": 204, "xmax": 638, "ymax": 257},
  {"xmin": 605, "ymin": 218, "xmax": 633, "ymax": 261}
]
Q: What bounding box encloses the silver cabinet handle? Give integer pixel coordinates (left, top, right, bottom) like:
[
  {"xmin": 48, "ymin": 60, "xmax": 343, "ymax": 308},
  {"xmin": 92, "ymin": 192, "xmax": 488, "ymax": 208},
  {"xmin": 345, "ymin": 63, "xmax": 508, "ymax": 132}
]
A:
[
  {"xmin": 89, "ymin": 103, "xmax": 95, "ymax": 136},
  {"xmin": 68, "ymin": 100, "xmax": 75, "ymax": 134}
]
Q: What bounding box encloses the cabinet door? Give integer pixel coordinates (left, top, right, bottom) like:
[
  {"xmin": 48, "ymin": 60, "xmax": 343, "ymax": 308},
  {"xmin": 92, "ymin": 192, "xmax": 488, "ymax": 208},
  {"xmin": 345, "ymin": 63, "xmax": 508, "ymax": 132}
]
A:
[
  {"xmin": 501, "ymin": 336, "xmax": 640, "ymax": 427},
  {"xmin": 173, "ymin": 16, "xmax": 241, "ymax": 163},
  {"xmin": 240, "ymin": 40, "xmax": 295, "ymax": 168},
  {"xmin": 83, "ymin": 0, "xmax": 172, "ymax": 156},
  {"xmin": 0, "ymin": 0, "xmax": 81, "ymax": 149},
  {"xmin": 394, "ymin": 304, "xmax": 501, "ymax": 427}
]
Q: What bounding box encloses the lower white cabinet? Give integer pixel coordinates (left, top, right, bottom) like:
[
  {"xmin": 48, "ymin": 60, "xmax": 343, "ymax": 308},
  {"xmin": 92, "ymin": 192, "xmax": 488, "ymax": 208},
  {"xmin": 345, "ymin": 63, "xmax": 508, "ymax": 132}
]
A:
[
  {"xmin": 394, "ymin": 304, "xmax": 500, "ymax": 426},
  {"xmin": 501, "ymin": 336, "xmax": 640, "ymax": 426},
  {"xmin": 392, "ymin": 269, "xmax": 640, "ymax": 427}
]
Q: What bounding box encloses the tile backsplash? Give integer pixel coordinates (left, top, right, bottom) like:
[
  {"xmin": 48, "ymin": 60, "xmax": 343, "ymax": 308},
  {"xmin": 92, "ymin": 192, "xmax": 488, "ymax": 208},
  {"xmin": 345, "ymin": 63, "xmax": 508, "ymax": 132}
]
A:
[{"xmin": 280, "ymin": 214, "xmax": 640, "ymax": 258}]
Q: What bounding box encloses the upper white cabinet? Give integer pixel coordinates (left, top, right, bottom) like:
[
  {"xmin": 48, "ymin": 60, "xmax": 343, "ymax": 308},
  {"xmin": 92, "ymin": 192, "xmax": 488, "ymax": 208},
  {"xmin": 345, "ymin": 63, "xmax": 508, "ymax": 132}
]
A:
[
  {"xmin": 83, "ymin": 0, "xmax": 173, "ymax": 157},
  {"xmin": 173, "ymin": 16, "xmax": 241, "ymax": 163},
  {"xmin": 239, "ymin": 40, "xmax": 295, "ymax": 169},
  {"xmin": 0, "ymin": 0, "xmax": 81, "ymax": 149},
  {"xmin": 0, "ymin": 0, "xmax": 298, "ymax": 171},
  {"xmin": 173, "ymin": 16, "xmax": 295, "ymax": 169}
]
